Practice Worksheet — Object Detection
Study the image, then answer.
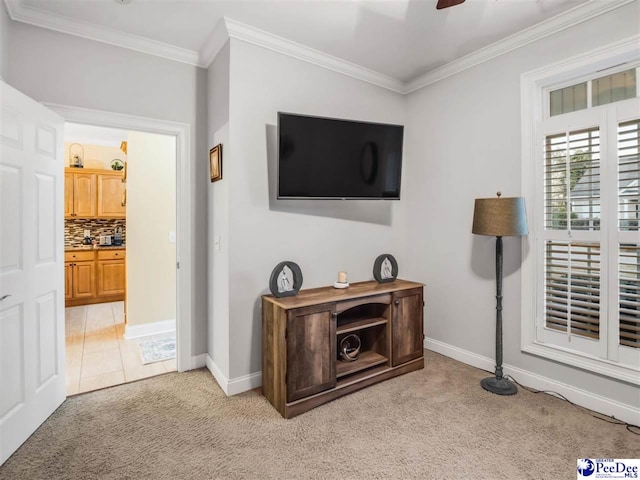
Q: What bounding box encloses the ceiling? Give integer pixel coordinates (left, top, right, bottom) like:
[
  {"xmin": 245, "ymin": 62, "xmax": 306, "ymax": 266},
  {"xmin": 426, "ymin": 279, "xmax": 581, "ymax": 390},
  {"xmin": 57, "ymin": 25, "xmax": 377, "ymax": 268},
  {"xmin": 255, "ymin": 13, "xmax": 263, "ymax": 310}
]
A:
[{"xmin": 7, "ymin": 0, "xmax": 603, "ymax": 86}]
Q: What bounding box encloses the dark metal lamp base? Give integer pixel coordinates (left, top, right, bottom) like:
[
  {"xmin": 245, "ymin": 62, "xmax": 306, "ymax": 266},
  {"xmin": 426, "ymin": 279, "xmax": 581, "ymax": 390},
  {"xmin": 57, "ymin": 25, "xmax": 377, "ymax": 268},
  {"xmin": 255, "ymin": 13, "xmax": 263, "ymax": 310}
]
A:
[{"xmin": 481, "ymin": 376, "xmax": 517, "ymax": 395}]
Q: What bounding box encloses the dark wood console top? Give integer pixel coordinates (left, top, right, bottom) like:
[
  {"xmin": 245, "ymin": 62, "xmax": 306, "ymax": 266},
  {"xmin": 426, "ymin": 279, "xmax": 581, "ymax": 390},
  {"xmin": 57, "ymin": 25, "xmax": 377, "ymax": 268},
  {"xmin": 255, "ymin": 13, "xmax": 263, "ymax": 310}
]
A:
[{"xmin": 262, "ymin": 279, "xmax": 423, "ymax": 309}]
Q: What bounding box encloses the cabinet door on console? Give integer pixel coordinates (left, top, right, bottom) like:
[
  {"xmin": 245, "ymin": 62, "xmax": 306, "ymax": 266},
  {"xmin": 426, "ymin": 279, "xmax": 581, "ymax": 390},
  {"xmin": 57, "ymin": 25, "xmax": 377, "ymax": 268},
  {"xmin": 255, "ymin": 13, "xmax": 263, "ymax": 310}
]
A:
[
  {"xmin": 286, "ymin": 304, "xmax": 336, "ymax": 402},
  {"xmin": 391, "ymin": 288, "xmax": 424, "ymax": 366}
]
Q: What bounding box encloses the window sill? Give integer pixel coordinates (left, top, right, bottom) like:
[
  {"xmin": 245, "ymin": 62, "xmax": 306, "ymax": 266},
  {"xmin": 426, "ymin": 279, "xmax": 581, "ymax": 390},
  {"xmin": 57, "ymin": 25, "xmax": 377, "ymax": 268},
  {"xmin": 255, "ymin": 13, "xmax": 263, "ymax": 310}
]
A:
[{"xmin": 523, "ymin": 341, "xmax": 640, "ymax": 386}]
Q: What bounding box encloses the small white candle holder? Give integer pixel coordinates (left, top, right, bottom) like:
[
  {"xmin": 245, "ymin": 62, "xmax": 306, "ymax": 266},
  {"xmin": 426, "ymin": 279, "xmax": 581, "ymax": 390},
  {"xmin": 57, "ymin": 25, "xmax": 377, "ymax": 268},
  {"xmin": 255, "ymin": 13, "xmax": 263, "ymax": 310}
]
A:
[{"xmin": 334, "ymin": 271, "xmax": 349, "ymax": 289}]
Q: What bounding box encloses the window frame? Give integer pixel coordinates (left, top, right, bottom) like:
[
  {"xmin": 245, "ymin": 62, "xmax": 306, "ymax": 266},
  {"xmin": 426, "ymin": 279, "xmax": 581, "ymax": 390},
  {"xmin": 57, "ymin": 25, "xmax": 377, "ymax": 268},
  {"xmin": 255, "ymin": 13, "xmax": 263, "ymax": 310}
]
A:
[{"xmin": 521, "ymin": 35, "xmax": 640, "ymax": 385}]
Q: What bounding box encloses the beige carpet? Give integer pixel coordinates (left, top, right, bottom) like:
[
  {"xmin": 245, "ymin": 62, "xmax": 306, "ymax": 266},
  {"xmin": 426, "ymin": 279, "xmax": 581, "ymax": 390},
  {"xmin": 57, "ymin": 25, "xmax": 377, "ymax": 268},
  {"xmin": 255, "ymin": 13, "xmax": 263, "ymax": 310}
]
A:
[{"xmin": 1, "ymin": 351, "xmax": 638, "ymax": 480}]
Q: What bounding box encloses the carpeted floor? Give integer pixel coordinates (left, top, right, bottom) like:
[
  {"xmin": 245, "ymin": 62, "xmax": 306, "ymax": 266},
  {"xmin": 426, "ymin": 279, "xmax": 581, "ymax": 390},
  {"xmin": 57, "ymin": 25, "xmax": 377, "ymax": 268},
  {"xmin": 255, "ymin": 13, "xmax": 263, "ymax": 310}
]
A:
[{"xmin": 1, "ymin": 350, "xmax": 638, "ymax": 480}]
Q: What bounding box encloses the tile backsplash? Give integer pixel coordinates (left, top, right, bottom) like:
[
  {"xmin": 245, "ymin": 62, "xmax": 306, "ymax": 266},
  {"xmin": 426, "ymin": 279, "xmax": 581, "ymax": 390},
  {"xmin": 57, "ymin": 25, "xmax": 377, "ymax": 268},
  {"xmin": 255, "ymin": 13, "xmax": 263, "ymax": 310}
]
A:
[{"xmin": 65, "ymin": 219, "xmax": 126, "ymax": 247}]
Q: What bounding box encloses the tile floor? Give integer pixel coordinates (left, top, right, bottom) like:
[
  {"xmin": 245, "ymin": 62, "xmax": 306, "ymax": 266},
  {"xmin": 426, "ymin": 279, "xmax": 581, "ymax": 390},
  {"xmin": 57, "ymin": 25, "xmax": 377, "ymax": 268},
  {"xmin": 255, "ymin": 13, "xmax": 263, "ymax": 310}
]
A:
[{"xmin": 65, "ymin": 301, "xmax": 176, "ymax": 395}]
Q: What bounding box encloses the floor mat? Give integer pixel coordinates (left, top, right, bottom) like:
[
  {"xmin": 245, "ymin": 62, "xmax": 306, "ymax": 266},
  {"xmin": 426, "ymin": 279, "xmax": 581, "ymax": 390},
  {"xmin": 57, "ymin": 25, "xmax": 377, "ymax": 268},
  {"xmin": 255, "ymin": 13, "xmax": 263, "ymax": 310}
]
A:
[{"xmin": 138, "ymin": 336, "xmax": 176, "ymax": 364}]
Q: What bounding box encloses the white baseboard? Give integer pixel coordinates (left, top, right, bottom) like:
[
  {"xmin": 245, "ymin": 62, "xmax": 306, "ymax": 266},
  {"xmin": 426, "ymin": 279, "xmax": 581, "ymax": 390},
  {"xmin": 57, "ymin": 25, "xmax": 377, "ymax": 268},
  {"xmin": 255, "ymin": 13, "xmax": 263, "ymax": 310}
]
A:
[
  {"xmin": 189, "ymin": 353, "xmax": 207, "ymax": 370},
  {"xmin": 205, "ymin": 354, "xmax": 262, "ymax": 397},
  {"xmin": 123, "ymin": 319, "xmax": 175, "ymax": 340},
  {"xmin": 425, "ymin": 337, "xmax": 640, "ymax": 426}
]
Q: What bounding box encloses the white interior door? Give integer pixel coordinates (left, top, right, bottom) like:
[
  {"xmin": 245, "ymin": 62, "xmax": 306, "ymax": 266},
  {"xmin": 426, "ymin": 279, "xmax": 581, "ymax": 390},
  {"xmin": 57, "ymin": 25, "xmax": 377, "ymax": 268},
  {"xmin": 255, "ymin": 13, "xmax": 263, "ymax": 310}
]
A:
[{"xmin": 0, "ymin": 81, "xmax": 65, "ymax": 465}]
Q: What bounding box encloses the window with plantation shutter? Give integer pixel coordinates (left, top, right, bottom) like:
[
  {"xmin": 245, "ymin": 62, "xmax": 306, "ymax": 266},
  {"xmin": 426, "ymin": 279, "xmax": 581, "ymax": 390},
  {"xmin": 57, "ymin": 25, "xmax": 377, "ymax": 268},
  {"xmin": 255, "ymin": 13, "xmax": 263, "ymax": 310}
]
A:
[
  {"xmin": 522, "ymin": 53, "xmax": 640, "ymax": 384},
  {"xmin": 545, "ymin": 241, "xmax": 600, "ymax": 340},
  {"xmin": 544, "ymin": 128, "xmax": 600, "ymax": 231},
  {"xmin": 617, "ymin": 119, "xmax": 639, "ymax": 353},
  {"xmin": 619, "ymin": 244, "xmax": 640, "ymax": 349},
  {"xmin": 618, "ymin": 120, "xmax": 639, "ymax": 232}
]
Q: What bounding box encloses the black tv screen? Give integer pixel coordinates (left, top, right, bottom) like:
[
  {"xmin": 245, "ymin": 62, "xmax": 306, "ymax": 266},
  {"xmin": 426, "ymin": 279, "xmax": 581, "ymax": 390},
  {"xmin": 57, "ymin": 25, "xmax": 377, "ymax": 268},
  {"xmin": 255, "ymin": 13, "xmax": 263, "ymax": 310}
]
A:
[{"xmin": 278, "ymin": 113, "xmax": 404, "ymax": 199}]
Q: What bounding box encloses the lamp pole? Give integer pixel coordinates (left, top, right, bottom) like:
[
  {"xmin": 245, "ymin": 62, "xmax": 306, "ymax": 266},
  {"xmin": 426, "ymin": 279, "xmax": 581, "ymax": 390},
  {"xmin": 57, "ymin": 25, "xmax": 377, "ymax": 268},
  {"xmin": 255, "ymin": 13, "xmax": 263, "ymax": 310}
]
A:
[{"xmin": 479, "ymin": 236, "xmax": 517, "ymax": 395}]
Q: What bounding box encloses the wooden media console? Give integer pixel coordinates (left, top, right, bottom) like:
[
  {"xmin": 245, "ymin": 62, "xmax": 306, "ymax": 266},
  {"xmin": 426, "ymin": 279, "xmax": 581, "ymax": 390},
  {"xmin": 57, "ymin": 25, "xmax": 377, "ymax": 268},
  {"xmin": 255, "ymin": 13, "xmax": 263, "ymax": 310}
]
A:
[{"xmin": 262, "ymin": 279, "xmax": 424, "ymax": 418}]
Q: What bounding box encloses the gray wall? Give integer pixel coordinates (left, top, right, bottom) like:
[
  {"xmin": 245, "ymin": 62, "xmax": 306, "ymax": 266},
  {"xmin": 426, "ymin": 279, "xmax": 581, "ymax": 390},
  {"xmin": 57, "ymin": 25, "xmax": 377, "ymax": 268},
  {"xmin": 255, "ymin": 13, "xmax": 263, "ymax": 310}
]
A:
[
  {"xmin": 0, "ymin": 2, "xmax": 9, "ymax": 80},
  {"xmin": 7, "ymin": 22, "xmax": 209, "ymax": 357},
  {"xmin": 207, "ymin": 42, "xmax": 231, "ymax": 377},
  {"xmin": 403, "ymin": 2, "xmax": 640, "ymax": 408},
  {"xmin": 225, "ymin": 39, "xmax": 407, "ymax": 378}
]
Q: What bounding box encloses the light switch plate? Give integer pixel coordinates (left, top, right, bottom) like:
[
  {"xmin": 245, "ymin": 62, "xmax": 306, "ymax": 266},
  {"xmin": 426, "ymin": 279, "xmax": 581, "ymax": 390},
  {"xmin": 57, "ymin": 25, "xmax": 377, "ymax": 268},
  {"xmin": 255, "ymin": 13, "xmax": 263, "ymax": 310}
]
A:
[{"xmin": 168, "ymin": 231, "xmax": 176, "ymax": 243}]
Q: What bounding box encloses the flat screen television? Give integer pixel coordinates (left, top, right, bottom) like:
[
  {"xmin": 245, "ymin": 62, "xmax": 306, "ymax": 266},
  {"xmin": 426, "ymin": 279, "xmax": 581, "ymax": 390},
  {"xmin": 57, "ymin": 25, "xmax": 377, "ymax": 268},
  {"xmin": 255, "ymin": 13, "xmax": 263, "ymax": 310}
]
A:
[{"xmin": 278, "ymin": 112, "xmax": 404, "ymax": 199}]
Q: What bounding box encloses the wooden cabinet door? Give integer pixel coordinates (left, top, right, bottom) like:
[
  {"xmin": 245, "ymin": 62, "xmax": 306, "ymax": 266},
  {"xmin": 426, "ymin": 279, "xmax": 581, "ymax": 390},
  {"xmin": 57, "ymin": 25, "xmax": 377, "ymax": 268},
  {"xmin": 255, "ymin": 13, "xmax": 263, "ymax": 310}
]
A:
[
  {"xmin": 64, "ymin": 172, "xmax": 74, "ymax": 218},
  {"xmin": 97, "ymin": 174, "xmax": 125, "ymax": 218},
  {"xmin": 73, "ymin": 173, "xmax": 97, "ymax": 217},
  {"xmin": 65, "ymin": 263, "xmax": 73, "ymax": 301},
  {"xmin": 391, "ymin": 288, "xmax": 424, "ymax": 366},
  {"xmin": 97, "ymin": 259, "xmax": 125, "ymax": 296},
  {"xmin": 286, "ymin": 304, "xmax": 336, "ymax": 402},
  {"xmin": 72, "ymin": 261, "xmax": 96, "ymax": 299}
]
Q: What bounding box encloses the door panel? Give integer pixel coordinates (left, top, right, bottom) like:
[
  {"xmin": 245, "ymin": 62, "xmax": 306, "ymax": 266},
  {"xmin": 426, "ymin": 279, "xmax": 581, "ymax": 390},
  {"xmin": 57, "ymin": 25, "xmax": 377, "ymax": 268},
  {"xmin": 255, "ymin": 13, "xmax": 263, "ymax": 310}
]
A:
[
  {"xmin": 35, "ymin": 173, "xmax": 56, "ymax": 263},
  {"xmin": 0, "ymin": 165, "xmax": 22, "ymax": 273},
  {"xmin": 0, "ymin": 305, "xmax": 25, "ymax": 418},
  {"xmin": 391, "ymin": 289, "xmax": 424, "ymax": 366},
  {"xmin": 286, "ymin": 304, "xmax": 336, "ymax": 402},
  {"xmin": 35, "ymin": 292, "xmax": 57, "ymax": 388},
  {"xmin": 0, "ymin": 81, "xmax": 65, "ymax": 466}
]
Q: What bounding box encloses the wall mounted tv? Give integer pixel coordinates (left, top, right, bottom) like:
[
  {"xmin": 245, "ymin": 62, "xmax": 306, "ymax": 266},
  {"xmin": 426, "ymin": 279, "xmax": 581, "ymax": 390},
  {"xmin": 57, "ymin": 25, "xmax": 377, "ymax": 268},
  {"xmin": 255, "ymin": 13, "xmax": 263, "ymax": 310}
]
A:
[{"xmin": 277, "ymin": 112, "xmax": 404, "ymax": 199}]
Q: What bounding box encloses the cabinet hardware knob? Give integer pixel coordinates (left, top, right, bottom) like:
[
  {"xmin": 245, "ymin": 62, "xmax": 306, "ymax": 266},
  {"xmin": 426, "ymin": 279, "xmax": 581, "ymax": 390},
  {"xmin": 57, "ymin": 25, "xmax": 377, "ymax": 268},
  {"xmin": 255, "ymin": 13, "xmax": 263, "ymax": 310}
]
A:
[
  {"xmin": 0, "ymin": 294, "xmax": 11, "ymax": 301},
  {"xmin": 394, "ymin": 300, "xmax": 399, "ymax": 305}
]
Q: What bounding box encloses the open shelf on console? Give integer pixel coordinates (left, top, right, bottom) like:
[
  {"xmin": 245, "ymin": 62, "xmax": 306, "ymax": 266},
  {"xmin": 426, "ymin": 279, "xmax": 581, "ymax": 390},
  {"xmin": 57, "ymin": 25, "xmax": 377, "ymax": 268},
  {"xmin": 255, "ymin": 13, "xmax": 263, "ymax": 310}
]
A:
[
  {"xmin": 336, "ymin": 350, "xmax": 388, "ymax": 379},
  {"xmin": 337, "ymin": 317, "xmax": 387, "ymax": 335}
]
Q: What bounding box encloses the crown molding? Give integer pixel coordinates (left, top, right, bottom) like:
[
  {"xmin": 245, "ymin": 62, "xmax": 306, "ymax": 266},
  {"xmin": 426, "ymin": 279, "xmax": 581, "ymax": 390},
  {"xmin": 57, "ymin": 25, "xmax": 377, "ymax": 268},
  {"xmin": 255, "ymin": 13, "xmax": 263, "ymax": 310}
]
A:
[
  {"xmin": 4, "ymin": 0, "xmax": 201, "ymax": 67},
  {"xmin": 198, "ymin": 18, "xmax": 229, "ymax": 68},
  {"xmin": 222, "ymin": 17, "xmax": 405, "ymax": 93},
  {"xmin": 404, "ymin": 0, "xmax": 637, "ymax": 94},
  {"xmin": 4, "ymin": 0, "xmax": 635, "ymax": 93}
]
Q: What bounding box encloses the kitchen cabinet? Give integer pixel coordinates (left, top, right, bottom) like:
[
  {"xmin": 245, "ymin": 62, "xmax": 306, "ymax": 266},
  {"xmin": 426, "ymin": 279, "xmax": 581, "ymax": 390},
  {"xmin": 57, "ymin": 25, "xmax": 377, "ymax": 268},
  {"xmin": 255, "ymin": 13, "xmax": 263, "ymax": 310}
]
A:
[
  {"xmin": 65, "ymin": 263, "xmax": 73, "ymax": 301},
  {"xmin": 65, "ymin": 249, "xmax": 125, "ymax": 306},
  {"xmin": 64, "ymin": 172, "xmax": 74, "ymax": 217},
  {"xmin": 65, "ymin": 251, "xmax": 96, "ymax": 302},
  {"xmin": 97, "ymin": 250, "xmax": 126, "ymax": 296},
  {"xmin": 97, "ymin": 174, "xmax": 126, "ymax": 218},
  {"xmin": 65, "ymin": 171, "xmax": 97, "ymax": 218},
  {"xmin": 65, "ymin": 168, "xmax": 124, "ymax": 219}
]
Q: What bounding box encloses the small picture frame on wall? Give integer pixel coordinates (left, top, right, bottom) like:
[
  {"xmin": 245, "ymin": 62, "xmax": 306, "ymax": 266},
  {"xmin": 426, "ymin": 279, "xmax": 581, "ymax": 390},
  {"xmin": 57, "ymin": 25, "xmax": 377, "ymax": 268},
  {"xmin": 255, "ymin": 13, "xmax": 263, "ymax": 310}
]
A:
[{"xmin": 210, "ymin": 144, "xmax": 222, "ymax": 182}]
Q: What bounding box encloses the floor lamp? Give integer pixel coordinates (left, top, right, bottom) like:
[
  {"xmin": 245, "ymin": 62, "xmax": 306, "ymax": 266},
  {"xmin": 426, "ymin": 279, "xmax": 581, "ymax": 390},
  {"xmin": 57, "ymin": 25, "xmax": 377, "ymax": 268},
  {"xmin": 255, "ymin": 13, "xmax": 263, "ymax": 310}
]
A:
[{"xmin": 472, "ymin": 192, "xmax": 528, "ymax": 395}]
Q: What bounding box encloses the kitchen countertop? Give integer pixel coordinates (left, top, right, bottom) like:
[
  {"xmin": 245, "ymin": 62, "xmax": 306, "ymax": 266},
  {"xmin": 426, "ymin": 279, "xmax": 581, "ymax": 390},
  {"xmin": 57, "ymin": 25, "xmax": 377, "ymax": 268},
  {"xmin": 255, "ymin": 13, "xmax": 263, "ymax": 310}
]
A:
[{"xmin": 65, "ymin": 245, "xmax": 126, "ymax": 251}]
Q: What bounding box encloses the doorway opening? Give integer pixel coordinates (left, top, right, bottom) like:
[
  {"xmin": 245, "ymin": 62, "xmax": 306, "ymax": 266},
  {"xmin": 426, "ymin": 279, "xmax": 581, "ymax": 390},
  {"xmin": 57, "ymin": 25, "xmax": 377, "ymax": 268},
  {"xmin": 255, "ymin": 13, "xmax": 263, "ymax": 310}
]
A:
[{"xmin": 63, "ymin": 123, "xmax": 178, "ymax": 394}]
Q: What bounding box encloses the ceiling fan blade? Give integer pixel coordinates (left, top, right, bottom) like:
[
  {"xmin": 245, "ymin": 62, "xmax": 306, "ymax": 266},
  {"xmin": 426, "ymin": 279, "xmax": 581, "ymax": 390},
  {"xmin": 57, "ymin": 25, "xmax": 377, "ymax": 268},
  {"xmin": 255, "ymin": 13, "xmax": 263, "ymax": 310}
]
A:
[{"xmin": 436, "ymin": 0, "xmax": 465, "ymax": 9}]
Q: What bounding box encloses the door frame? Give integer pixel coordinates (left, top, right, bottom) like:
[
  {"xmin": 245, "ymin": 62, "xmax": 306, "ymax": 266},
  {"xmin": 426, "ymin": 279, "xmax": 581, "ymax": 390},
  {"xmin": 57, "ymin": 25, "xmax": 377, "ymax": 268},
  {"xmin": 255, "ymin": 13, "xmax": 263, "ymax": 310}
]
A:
[{"xmin": 44, "ymin": 102, "xmax": 193, "ymax": 372}]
